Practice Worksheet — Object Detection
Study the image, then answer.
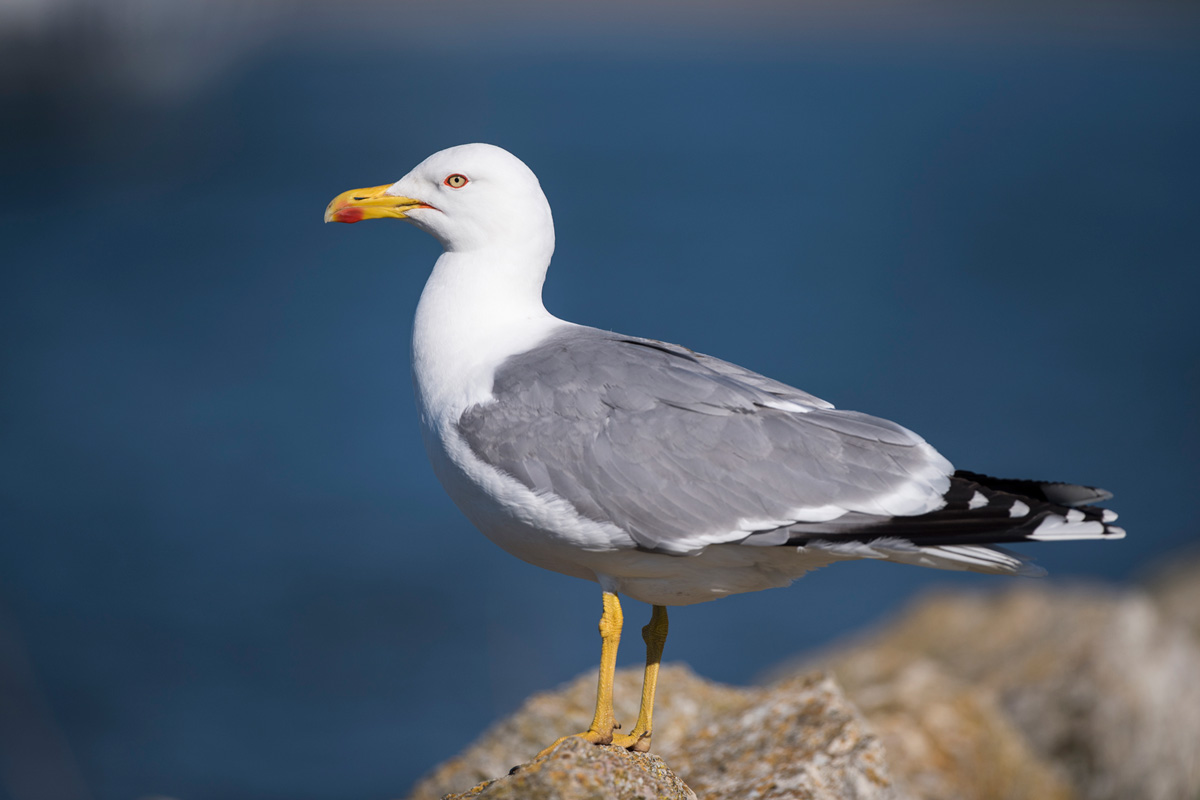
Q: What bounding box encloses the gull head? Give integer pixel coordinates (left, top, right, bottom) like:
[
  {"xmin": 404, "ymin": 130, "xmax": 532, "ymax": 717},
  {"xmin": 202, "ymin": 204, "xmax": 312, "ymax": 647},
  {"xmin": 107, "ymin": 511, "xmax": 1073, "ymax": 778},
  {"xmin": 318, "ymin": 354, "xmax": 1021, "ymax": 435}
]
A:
[{"xmin": 324, "ymin": 143, "xmax": 554, "ymax": 256}]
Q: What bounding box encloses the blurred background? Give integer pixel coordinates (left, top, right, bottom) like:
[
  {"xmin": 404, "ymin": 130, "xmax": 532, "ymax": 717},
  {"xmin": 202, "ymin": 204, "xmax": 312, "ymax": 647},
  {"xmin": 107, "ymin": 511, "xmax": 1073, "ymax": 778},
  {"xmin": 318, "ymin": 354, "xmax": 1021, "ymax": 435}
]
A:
[{"xmin": 1, "ymin": 1, "xmax": 1198, "ymax": 798}]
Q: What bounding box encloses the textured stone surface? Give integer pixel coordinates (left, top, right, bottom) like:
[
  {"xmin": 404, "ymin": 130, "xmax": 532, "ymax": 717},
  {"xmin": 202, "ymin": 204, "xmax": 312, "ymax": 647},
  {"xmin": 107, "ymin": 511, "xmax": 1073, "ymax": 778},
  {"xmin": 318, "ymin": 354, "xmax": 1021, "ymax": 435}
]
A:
[
  {"xmin": 665, "ymin": 672, "xmax": 896, "ymax": 800},
  {"xmin": 408, "ymin": 666, "xmax": 899, "ymax": 800},
  {"xmin": 818, "ymin": 584, "xmax": 1200, "ymax": 800},
  {"xmin": 407, "ymin": 665, "xmax": 744, "ymax": 799},
  {"xmin": 442, "ymin": 736, "xmax": 696, "ymax": 800}
]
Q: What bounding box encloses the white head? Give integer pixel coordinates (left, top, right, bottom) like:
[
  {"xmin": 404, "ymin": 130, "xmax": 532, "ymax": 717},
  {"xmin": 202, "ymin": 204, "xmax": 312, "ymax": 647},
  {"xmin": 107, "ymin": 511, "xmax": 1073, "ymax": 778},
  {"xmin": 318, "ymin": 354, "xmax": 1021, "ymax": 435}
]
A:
[{"xmin": 325, "ymin": 143, "xmax": 554, "ymax": 261}]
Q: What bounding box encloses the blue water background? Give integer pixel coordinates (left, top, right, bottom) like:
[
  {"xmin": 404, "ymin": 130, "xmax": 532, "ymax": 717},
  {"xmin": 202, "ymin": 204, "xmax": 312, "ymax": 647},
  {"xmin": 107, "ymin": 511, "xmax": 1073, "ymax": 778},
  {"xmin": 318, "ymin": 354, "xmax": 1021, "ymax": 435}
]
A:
[{"xmin": 2, "ymin": 16, "xmax": 1199, "ymax": 800}]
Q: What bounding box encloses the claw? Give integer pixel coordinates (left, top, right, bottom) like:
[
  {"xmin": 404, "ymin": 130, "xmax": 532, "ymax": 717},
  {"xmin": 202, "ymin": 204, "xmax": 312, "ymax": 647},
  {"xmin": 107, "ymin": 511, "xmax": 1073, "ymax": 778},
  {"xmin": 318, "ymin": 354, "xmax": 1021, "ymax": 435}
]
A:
[{"xmin": 609, "ymin": 729, "xmax": 652, "ymax": 751}]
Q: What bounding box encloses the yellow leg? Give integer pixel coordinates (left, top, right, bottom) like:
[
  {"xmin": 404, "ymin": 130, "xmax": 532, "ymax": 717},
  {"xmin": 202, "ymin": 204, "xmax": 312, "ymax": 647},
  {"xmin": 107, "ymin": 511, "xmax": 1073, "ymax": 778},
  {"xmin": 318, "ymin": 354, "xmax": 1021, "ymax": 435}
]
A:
[
  {"xmin": 612, "ymin": 604, "xmax": 668, "ymax": 752},
  {"xmin": 537, "ymin": 591, "xmax": 624, "ymax": 757}
]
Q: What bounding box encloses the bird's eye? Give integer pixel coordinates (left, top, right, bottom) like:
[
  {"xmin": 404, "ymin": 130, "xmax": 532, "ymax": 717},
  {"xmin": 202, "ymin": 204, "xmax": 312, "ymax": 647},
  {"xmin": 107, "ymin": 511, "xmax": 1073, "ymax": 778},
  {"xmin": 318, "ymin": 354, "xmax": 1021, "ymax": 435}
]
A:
[{"xmin": 444, "ymin": 174, "xmax": 468, "ymax": 188}]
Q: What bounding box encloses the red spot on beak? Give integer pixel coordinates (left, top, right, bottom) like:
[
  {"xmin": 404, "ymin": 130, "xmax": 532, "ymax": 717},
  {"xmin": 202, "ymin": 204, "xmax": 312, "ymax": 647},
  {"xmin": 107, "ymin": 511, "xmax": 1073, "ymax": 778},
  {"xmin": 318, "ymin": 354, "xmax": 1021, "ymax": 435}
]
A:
[{"xmin": 331, "ymin": 206, "xmax": 365, "ymax": 223}]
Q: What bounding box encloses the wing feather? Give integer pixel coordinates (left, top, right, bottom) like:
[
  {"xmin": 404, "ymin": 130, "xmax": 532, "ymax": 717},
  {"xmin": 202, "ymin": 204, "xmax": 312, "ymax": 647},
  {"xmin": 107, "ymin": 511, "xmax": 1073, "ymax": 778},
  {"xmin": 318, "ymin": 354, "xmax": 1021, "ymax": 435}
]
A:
[{"xmin": 457, "ymin": 327, "xmax": 952, "ymax": 555}]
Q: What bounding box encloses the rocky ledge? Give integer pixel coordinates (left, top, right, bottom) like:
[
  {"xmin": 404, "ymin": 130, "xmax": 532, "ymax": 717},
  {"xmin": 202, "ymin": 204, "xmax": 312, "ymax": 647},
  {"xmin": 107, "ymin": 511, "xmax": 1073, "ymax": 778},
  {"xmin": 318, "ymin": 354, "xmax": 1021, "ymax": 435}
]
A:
[{"xmin": 408, "ymin": 552, "xmax": 1200, "ymax": 800}]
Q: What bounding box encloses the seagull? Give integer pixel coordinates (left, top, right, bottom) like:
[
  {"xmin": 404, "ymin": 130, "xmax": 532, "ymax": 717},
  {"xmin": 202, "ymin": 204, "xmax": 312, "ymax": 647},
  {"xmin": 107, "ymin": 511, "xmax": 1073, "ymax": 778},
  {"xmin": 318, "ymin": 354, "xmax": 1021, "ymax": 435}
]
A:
[{"xmin": 324, "ymin": 143, "xmax": 1123, "ymax": 755}]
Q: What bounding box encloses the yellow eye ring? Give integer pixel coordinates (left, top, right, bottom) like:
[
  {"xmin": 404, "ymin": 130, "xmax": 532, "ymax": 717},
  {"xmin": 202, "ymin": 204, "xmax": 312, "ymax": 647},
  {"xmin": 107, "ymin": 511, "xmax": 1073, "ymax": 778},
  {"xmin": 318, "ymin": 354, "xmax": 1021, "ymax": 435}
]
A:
[{"xmin": 444, "ymin": 174, "xmax": 468, "ymax": 188}]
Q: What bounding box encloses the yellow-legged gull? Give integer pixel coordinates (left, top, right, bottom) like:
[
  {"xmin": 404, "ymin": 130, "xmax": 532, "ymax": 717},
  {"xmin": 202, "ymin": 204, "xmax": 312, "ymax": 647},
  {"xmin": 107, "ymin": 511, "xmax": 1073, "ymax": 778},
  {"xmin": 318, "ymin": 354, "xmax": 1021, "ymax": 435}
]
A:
[{"xmin": 324, "ymin": 143, "xmax": 1123, "ymax": 755}]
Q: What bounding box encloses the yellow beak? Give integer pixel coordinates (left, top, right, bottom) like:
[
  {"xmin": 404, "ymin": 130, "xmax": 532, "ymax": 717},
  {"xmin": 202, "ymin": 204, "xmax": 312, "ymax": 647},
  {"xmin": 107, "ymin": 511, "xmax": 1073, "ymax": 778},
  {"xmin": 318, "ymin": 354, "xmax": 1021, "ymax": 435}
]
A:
[{"xmin": 323, "ymin": 184, "xmax": 432, "ymax": 223}]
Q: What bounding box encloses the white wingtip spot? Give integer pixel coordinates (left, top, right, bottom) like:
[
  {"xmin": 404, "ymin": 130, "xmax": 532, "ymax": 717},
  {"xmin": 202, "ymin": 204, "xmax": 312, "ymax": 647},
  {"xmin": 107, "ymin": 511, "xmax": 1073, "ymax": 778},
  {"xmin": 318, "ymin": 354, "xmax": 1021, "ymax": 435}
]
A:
[
  {"xmin": 1105, "ymin": 525, "xmax": 1127, "ymax": 539},
  {"xmin": 1028, "ymin": 515, "xmax": 1107, "ymax": 540},
  {"xmin": 1102, "ymin": 509, "xmax": 1118, "ymax": 522},
  {"xmin": 969, "ymin": 491, "xmax": 987, "ymax": 510},
  {"xmin": 1009, "ymin": 500, "xmax": 1030, "ymax": 518},
  {"xmin": 1065, "ymin": 508, "xmax": 1085, "ymax": 522}
]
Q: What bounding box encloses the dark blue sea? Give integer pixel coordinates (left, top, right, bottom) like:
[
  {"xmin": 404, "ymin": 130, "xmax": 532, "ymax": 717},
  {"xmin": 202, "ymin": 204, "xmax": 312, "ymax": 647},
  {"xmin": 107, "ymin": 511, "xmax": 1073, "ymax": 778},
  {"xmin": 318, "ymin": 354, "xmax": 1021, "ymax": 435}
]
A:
[{"xmin": 1, "ymin": 8, "xmax": 1198, "ymax": 799}]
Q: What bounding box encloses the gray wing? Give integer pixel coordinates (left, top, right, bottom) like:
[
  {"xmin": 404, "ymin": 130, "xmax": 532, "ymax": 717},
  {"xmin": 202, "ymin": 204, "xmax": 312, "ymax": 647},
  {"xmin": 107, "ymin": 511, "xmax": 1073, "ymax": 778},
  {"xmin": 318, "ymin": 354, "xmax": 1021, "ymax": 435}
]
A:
[{"xmin": 457, "ymin": 326, "xmax": 953, "ymax": 555}]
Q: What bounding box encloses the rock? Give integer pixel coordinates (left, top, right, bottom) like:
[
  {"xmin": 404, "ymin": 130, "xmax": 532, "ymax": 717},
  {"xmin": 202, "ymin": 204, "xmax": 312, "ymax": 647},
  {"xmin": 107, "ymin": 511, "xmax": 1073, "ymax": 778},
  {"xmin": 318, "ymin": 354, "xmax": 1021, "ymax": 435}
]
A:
[
  {"xmin": 407, "ymin": 666, "xmax": 901, "ymax": 800},
  {"xmin": 665, "ymin": 671, "xmax": 898, "ymax": 800},
  {"xmin": 408, "ymin": 569, "xmax": 1200, "ymax": 800},
  {"xmin": 1145, "ymin": 547, "xmax": 1200, "ymax": 640},
  {"xmin": 406, "ymin": 665, "xmax": 741, "ymax": 799},
  {"xmin": 822, "ymin": 656, "xmax": 1075, "ymax": 800},
  {"xmin": 440, "ymin": 736, "xmax": 695, "ymax": 800},
  {"xmin": 815, "ymin": 585, "xmax": 1200, "ymax": 800}
]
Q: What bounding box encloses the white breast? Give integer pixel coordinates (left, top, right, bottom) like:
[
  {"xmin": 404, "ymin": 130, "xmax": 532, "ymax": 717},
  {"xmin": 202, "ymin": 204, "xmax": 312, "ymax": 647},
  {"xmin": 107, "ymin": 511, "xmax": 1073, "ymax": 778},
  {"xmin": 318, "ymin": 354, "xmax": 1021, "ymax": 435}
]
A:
[{"xmin": 410, "ymin": 250, "xmax": 639, "ymax": 581}]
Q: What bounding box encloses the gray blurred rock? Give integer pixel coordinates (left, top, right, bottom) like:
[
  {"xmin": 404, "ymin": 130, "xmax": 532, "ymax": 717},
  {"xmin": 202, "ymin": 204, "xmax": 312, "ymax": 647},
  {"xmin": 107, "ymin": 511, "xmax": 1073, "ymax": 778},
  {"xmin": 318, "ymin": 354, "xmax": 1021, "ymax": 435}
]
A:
[
  {"xmin": 821, "ymin": 656, "xmax": 1075, "ymax": 800},
  {"xmin": 1146, "ymin": 547, "xmax": 1200, "ymax": 640},
  {"xmin": 818, "ymin": 585, "xmax": 1200, "ymax": 800}
]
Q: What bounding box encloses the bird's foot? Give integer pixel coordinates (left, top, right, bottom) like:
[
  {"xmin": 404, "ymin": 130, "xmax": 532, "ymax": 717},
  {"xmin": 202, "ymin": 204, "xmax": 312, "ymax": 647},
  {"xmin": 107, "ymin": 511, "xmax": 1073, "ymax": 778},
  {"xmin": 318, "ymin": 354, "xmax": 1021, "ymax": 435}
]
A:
[
  {"xmin": 609, "ymin": 729, "xmax": 652, "ymax": 752},
  {"xmin": 535, "ymin": 726, "xmax": 651, "ymax": 759}
]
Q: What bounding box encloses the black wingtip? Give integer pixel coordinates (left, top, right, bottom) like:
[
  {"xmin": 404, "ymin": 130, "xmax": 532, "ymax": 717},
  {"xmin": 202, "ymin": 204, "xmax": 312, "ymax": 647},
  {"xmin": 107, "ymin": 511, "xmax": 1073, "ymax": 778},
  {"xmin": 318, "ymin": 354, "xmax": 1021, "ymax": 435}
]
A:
[{"xmin": 954, "ymin": 470, "xmax": 1114, "ymax": 508}]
